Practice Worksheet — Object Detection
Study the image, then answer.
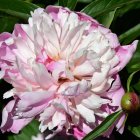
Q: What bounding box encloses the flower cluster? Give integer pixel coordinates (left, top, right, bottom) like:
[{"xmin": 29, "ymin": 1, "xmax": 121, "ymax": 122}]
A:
[{"xmin": 0, "ymin": 6, "xmax": 138, "ymax": 140}]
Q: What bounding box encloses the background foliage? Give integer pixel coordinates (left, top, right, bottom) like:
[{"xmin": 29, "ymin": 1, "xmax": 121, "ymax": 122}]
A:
[{"xmin": 0, "ymin": 0, "xmax": 140, "ymax": 139}]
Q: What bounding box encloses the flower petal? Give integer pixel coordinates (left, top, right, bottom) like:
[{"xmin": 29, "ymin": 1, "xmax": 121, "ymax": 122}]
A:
[
  {"xmin": 32, "ymin": 63, "xmax": 54, "ymax": 89},
  {"xmin": 76, "ymin": 104, "xmax": 95, "ymax": 123},
  {"xmin": 110, "ymin": 40, "xmax": 138, "ymax": 75}
]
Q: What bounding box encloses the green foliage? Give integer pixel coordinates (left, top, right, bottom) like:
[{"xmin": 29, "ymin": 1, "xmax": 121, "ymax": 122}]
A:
[
  {"xmin": 81, "ymin": 0, "xmax": 140, "ymax": 18},
  {"xmin": 0, "ymin": 14, "xmax": 19, "ymax": 32},
  {"xmin": 119, "ymin": 24, "xmax": 140, "ymax": 44},
  {"xmin": 67, "ymin": 0, "xmax": 77, "ymax": 10},
  {"xmin": 97, "ymin": 9, "xmax": 116, "ymax": 27},
  {"xmin": 58, "ymin": 0, "xmax": 68, "ymax": 7},
  {"xmin": 59, "ymin": 0, "xmax": 77, "ymax": 10},
  {"xmin": 83, "ymin": 111, "xmax": 123, "ymax": 140},
  {"xmin": 115, "ymin": 1, "xmax": 140, "ymax": 18},
  {"xmin": 0, "ymin": 0, "xmax": 140, "ymax": 139},
  {"xmin": 0, "ymin": 0, "xmax": 39, "ymax": 32},
  {"xmin": 0, "ymin": 0, "xmax": 38, "ymax": 20},
  {"xmin": 134, "ymin": 81, "xmax": 140, "ymax": 93},
  {"xmin": 78, "ymin": 0, "xmax": 92, "ymax": 3},
  {"xmin": 128, "ymin": 125, "xmax": 140, "ymax": 138},
  {"xmin": 80, "ymin": 0, "xmax": 140, "ymax": 27}
]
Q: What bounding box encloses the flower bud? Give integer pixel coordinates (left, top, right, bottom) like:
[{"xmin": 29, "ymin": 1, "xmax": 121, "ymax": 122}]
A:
[{"xmin": 121, "ymin": 92, "xmax": 140, "ymax": 113}]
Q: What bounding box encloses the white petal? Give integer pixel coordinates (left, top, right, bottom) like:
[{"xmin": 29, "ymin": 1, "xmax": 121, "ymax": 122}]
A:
[
  {"xmin": 39, "ymin": 106, "xmax": 55, "ymax": 121},
  {"xmin": 76, "ymin": 104, "xmax": 95, "ymax": 123},
  {"xmin": 51, "ymin": 111, "xmax": 66, "ymax": 129},
  {"xmin": 91, "ymin": 64, "xmax": 110, "ymax": 88},
  {"xmin": 81, "ymin": 94, "xmax": 110, "ymax": 109},
  {"xmin": 3, "ymin": 89, "xmax": 14, "ymax": 99},
  {"xmin": 74, "ymin": 61, "xmax": 94, "ymax": 76}
]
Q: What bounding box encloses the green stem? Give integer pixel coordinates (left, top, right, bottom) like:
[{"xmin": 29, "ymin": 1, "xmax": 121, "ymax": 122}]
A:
[{"xmin": 127, "ymin": 70, "xmax": 139, "ymax": 93}]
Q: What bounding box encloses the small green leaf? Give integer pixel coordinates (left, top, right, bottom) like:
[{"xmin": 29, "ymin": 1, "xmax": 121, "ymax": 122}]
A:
[
  {"xmin": 67, "ymin": 0, "xmax": 77, "ymax": 10},
  {"xmin": 0, "ymin": 0, "xmax": 39, "ymax": 20},
  {"xmin": 97, "ymin": 9, "xmax": 116, "ymax": 28},
  {"xmin": 81, "ymin": 0, "xmax": 140, "ymax": 18},
  {"xmin": 83, "ymin": 110, "xmax": 123, "ymax": 140},
  {"xmin": 127, "ymin": 70, "xmax": 139, "ymax": 92},
  {"xmin": 128, "ymin": 125, "xmax": 140, "ymax": 138},
  {"xmin": 119, "ymin": 24, "xmax": 140, "ymax": 44},
  {"xmin": 7, "ymin": 120, "xmax": 39, "ymax": 140}
]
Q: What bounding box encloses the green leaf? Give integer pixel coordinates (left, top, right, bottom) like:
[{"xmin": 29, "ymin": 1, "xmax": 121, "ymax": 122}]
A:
[
  {"xmin": 0, "ymin": 0, "xmax": 39, "ymax": 20},
  {"xmin": 119, "ymin": 24, "xmax": 140, "ymax": 44},
  {"xmin": 67, "ymin": 0, "xmax": 77, "ymax": 10},
  {"xmin": 126, "ymin": 70, "xmax": 139, "ymax": 92},
  {"xmin": 78, "ymin": 0, "xmax": 92, "ymax": 3},
  {"xmin": 8, "ymin": 120, "xmax": 39, "ymax": 140},
  {"xmin": 58, "ymin": 0, "xmax": 68, "ymax": 7},
  {"xmin": 97, "ymin": 9, "xmax": 116, "ymax": 28},
  {"xmin": 0, "ymin": 16, "xmax": 19, "ymax": 32},
  {"xmin": 115, "ymin": 1, "xmax": 140, "ymax": 18},
  {"xmin": 134, "ymin": 80, "xmax": 140, "ymax": 93},
  {"xmin": 59, "ymin": 0, "xmax": 77, "ymax": 10},
  {"xmin": 25, "ymin": 0, "xmax": 33, "ymax": 2},
  {"xmin": 83, "ymin": 110, "xmax": 122, "ymax": 140},
  {"xmin": 128, "ymin": 125, "xmax": 140, "ymax": 138},
  {"xmin": 81, "ymin": 0, "xmax": 140, "ymax": 18},
  {"xmin": 126, "ymin": 42, "xmax": 140, "ymax": 73}
]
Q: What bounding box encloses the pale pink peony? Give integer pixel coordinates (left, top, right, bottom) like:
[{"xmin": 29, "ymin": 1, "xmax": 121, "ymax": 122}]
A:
[{"xmin": 0, "ymin": 6, "xmax": 138, "ymax": 140}]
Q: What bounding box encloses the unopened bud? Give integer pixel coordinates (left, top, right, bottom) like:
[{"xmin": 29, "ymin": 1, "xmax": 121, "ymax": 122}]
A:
[{"xmin": 121, "ymin": 92, "xmax": 140, "ymax": 113}]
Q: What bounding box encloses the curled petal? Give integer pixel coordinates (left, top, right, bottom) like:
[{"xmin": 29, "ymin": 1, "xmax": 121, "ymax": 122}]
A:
[{"xmin": 110, "ymin": 40, "xmax": 138, "ymax": 75}]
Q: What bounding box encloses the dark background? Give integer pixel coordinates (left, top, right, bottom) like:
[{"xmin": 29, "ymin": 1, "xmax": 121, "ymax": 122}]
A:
[{"xmin": 0, "ymin": 0, "xmax": 140, "ymax": 140}]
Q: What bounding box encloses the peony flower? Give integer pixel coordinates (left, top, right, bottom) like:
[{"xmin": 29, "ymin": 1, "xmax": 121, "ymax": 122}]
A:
[{"xmin": 0, "ymin": 6, "xmax": 138, "ymax": 140}]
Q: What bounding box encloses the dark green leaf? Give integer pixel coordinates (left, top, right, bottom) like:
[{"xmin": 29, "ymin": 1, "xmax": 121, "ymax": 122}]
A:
[
  {"xmin": 0, "ymin": 0, "xmax": 39, "ymax": 20},
  {"xmin": 67, "ymin": 0, "xmax": 77, "ymax": 10},
  {"xmin": 128, "ymin": 125, "xmax": 140, "ymax": 138},
  {"xmin": 83, "ymin": 110, "xmax": 123, "ymax": 140},
  {"xmin": 97, "ymin": 9, "xmax": 116, "ymax": 28},
  {"xmin": 59, "ymin": 0, "xmax": 68, "ymax": 7},
  {"xmin": 126, "ymin": 42, "xmax": 140, "ymax": 73},
  {"xmin": 59, "ymin": 0, "xmax": 77, "ymax": 10},
  {"xmin": 0, "ymin": 16, "xmax": 19, "ymax": 33},
  {"xmin": 8, "ymin": 120, "xmax": 39, "ymax": 140},
  {"xmin": 119, "ymin": 24, "xmax": 140, "ymax": 44},
  {"xmin": 78, "ymin": 0, "xmax": 92, "ymax": 3},
  {"xmin": 81, "ymin": 0, "xmax": 140, "ymax": 18},
  {"xmin": 115, "ymin": 1, "xmax": 140, "ymax": 18},
  {"xmin": 134, "ymin": 80, "xmax": 140, "ymax": 93},
  {"xmin": 25, "ymin": 0, "xmax": 33, "ymax": 2}
]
